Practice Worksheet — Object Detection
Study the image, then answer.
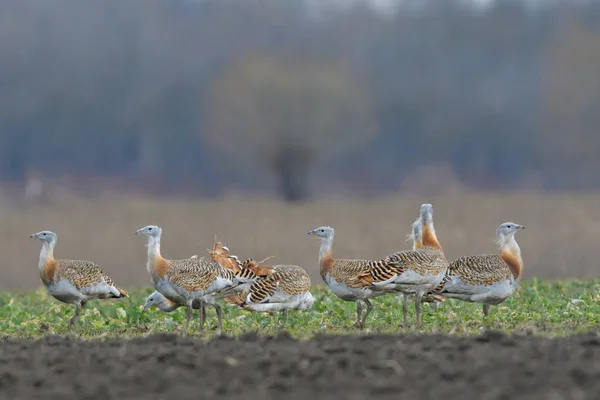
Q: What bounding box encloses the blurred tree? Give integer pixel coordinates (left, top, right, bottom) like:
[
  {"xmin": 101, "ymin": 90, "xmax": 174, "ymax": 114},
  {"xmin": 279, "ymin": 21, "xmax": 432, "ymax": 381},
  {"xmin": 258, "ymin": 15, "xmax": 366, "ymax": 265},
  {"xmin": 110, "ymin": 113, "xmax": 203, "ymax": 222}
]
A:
[
  {"xmin": 540, "ymin": 17, "xmax": 600, "ymax": 189},
  {"xmin": 203, "ymin": 52, "xmax": 375, "ymax": 201},
  {"xmin": 0, "ymin": 0, "xmax": 599, "ymax": 195}
]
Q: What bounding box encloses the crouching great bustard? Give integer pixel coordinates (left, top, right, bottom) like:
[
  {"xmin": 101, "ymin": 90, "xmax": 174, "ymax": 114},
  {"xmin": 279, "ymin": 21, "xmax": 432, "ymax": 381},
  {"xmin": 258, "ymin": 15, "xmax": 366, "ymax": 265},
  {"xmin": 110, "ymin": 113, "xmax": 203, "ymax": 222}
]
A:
[
  {"xmin": 30, "ymin": 230, "xmax": 128, "ymax": 329},
  {"xmin": 225, "ymin": 258, "xmax": 315, "ymax": 321},
  {"xmin": 426, "ymin": 222, "xmax": 525, "ymax": 317},
  {"xmin": 135, "ymin": 225, "xmax": 244, "ymax": 334},
  {"xmin": 143, "ymin": 290, "xmax": 204, "ymax": 314},
  {"xmin": 208, "ymin": 242, "xmax": 314, "ymax": 321},
  {"xmin": 143, "ymin": 290, "xmax": 182, "ymax": 312}
]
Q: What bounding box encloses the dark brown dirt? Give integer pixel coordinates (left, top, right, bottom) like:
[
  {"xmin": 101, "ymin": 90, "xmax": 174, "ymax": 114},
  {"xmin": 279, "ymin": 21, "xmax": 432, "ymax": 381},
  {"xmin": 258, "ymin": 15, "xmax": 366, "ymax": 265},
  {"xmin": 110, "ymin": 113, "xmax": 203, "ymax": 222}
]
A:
[{"xmin": 1, "ymin": 331, "xmax": 600, "ymax": 400}]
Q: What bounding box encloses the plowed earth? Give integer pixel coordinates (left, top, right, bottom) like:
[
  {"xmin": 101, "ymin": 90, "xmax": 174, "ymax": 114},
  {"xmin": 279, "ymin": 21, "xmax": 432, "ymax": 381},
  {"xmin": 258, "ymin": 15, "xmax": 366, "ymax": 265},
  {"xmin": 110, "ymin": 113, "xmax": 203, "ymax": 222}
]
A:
[{"xmin": 1, "ymin": 331, "xmax": 599, "ymax": 400}]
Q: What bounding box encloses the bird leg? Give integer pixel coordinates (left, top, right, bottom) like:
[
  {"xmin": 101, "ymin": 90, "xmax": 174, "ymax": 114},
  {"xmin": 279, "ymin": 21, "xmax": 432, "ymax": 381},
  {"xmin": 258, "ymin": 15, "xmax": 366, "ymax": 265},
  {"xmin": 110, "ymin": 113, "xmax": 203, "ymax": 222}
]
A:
[
  {"xmin": 402, "ymin": 294, "xmax": 409, "ymax": 327},
  {"xmin": 483, "ymin": 304, "xmax": 490, "ymax": 317},
  {"xmin": 355, "ymin": 301, "xmax": 363, "ymax": 329},
  {"xmin": 214, "ymin": 303, "xmax": 223, "ymax": 335},
  {"xmin": 183, "ymin": 305, "xmax": 193, "ymax": 336},
  {"xmin": 360, "ymin": 299, "xmax": 373, "ymax": 329},
  {"xmin": 197, "ymin": 304, "xmax": 206, "ymax": 333},
  {"xmin": 415, "ymin": 291, "xmax": 424, "ymax": 329},
  {"xmin": 278, "ymin": 309, "xmax": 289, "ymax": 328},
  {"xmin": 68, "ymin": 302, "xmax": 85, "ymax": 330}
]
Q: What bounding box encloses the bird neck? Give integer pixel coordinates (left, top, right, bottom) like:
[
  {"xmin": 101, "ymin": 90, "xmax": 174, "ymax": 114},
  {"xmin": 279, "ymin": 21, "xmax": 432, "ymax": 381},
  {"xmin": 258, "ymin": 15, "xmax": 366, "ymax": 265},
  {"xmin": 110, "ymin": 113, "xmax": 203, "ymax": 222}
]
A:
[
  {"xmin": 147, "ymin": 236, "xmax": 162, "ymax": 260},
  {"xmin": 499, "ymin": 235, "xmax": 523, "ymax": 279},
  {"xmin": 421, "ymin": 222, "xmax": 442, "ymax": 251},
  {"xmin": 319, "ymin": 236, "xmax": 335, "ymax": 277},
  {"xmin": 159, "ymin": 299, "xmax": 180, "ymax": 312},
  {"xmin": 146, "ymin": 236, "xmax": 169, "ymax": 279},
  {"xmin": 412, "ymin": 236, "xmax": 423, "ymax": 250},
  {"xmin": 39, "ymin": 241, "xmax": 55, "ymax": 268},
  {"xmin": 38, "ymin": 241, "xmax": 57, "ymax": 284}
]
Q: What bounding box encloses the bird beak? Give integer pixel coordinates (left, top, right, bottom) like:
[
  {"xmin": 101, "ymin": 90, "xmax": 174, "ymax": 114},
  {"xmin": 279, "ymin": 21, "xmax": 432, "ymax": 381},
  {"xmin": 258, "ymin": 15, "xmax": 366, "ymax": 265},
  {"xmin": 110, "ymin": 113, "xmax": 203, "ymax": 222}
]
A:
[
  {"xmin": 142, "ymin": 303, "xmax": 149, "ymax": 311},
  {"xmin": 134, "ymin": 228, "xmax": 143, "ymax": 235},
  {"xmin": 519, "ymin": 225, "xmax": 526, "ymax": 229},
  {"xmin": 29, "ymin": 234, "xmax": 36, "ymax": 239},
  {"xmin": 307, "ymin": 229, "xmax": 316, "ymax": 235}
]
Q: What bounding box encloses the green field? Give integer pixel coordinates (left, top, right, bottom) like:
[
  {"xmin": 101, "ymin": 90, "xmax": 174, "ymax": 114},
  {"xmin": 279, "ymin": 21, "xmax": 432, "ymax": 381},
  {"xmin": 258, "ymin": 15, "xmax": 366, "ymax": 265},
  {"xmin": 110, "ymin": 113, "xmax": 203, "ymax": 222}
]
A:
[{"xmin": 1, "ymin": 279, "xmax": 599, "ymax": 339}]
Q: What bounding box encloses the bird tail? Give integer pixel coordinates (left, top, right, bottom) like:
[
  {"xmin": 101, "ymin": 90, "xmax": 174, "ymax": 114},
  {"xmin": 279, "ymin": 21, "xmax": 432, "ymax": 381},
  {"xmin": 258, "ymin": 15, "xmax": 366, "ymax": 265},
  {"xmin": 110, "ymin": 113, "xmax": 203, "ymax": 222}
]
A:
[
  {"xmin": 117, "ymin": 287, "xmax": 129, "ymax": 298},
  {"xmin": 103, "ymin": 275, "xmax": 129, "ymax": 298},
  {"xmin": 242, "ymin": 256, "xmax": 276, "ymax": 277},
  {"xmin": 224, "ymin": 293, "xmax": 247, "ymax": 307},
  {"xmin": 422, "ymin": 293, "xmax": 445, "ymax": 303}
]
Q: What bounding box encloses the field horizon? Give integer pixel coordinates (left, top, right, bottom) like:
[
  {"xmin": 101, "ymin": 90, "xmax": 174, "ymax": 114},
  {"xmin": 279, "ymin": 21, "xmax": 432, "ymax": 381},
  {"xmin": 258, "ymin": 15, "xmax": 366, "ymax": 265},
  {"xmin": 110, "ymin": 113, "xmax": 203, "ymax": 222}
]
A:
[{"xmin": 2, "ymin": 189, "xmax": 600, "ymax": 292}]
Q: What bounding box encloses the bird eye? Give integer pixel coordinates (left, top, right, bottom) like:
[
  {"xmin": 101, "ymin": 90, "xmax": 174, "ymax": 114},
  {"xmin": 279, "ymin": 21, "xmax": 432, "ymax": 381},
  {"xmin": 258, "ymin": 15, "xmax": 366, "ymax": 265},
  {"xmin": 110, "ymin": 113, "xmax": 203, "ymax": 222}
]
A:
[
  {"xmin": 320, "ymin": 229, "xmax": 324, "ymax": 232},
  {"xmin": 42, "ymin": 233, "xmax": 46, "ymax": 236},
  {"xmin": 148, "ymin": 228, "xmax": 153, "ymax": 231}
]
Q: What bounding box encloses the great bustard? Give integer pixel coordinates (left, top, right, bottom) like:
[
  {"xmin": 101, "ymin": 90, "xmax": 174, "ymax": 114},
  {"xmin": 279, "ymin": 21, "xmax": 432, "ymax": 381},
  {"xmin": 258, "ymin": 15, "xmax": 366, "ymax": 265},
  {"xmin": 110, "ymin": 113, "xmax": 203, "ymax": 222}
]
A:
[
  {"xmin": 135, "ymin": 225, "xmax": 244, "ymax": 335},
  {"xmin": 30, "ymin": 230, "xmax": 128, "ymax": 330},
  {"xmin": 376, "ymin": 204, "xmax": 448, "ymax": 328},
  {"xmin": 225, "ymin": 258, "xmax": 314, "ymax": 323},
  {"xmin": 307, "ymin": 221, "xmax": 446, "ymax": 329},
  {"xmin": 426, "ymin": 222, "xmax": 525, "ymax": 317}
]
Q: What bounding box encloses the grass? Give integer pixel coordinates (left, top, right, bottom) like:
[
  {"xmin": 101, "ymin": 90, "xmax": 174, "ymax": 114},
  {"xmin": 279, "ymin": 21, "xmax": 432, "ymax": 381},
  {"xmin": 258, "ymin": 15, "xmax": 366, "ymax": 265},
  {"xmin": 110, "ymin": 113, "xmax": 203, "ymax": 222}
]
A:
[{"xmin": 1, "ymin": 279, "xmax": 600, "ymax": 339}]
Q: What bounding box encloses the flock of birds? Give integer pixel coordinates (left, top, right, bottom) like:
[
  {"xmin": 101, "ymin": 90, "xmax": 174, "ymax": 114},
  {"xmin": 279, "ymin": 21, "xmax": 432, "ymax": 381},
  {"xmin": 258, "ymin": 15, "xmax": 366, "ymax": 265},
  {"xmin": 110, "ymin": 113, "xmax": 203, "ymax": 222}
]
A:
[{"xmin": 30, "ymin": 203, "xmax": 525, "ymax": 334}]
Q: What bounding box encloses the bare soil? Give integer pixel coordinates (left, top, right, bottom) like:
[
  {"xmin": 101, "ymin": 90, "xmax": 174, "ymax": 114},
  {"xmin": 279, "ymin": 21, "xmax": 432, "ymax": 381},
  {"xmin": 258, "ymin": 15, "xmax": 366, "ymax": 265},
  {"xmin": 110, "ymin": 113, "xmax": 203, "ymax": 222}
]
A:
[{"xmin": 1, "ymin": 331, "xmax": 600, "ymax": 399}]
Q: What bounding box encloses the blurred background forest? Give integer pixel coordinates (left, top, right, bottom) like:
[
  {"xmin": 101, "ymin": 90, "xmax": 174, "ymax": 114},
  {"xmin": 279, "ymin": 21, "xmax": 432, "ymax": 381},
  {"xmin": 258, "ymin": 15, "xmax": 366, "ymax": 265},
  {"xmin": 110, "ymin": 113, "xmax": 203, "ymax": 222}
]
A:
[
  {"xmin": 1, "ymin": 0, "xmax": 599, "ymax": 202},
  {"xmin": 3, "ymin": 0, "xmax": 600, "ymax": 289}
]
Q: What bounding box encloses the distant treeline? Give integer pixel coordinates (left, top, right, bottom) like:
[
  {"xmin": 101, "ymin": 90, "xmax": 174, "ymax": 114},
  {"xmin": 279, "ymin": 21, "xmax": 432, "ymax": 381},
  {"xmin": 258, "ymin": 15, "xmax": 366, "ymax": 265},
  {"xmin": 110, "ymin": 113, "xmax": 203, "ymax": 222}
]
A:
[{"xmin": 1, "ymin": 0, "xmax": 599, "ymax": 200}]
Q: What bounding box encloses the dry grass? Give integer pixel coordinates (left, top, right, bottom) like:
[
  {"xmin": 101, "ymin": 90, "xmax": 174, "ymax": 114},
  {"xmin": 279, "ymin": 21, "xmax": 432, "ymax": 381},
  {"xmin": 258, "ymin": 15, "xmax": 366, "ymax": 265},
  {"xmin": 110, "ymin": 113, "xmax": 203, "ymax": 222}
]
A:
[{"xmin": 2, "ymin": 190, "xmax": 600, "ymax": 291}]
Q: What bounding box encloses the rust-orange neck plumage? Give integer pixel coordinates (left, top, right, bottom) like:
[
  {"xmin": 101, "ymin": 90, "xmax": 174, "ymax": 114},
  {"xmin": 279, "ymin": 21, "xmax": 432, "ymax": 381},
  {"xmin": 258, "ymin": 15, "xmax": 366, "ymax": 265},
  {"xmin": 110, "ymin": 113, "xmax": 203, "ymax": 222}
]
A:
[
  {"xmin": 421, "ymin": 223, "xmax": 443, "ymax": 252},
  {"xmin": 38, "ymin": 241, "xmax": 57, "ymax": 285},
  {"xmin": 501, "ymin": 248, "xmax": 522, "ymax": 279}
]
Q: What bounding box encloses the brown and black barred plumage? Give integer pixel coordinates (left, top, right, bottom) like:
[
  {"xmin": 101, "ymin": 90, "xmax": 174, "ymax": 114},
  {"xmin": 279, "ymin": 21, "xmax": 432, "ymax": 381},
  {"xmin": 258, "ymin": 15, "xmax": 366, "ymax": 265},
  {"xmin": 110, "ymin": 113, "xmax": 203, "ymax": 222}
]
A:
[
  {"xmin": 428, "ymin": 254, "xmax": 514, "ymax": 295},
  {"xmin": 248, "ymin": 264, "xmax": 310, "ymax": 304},
  {"xmin": 207, "ymin": 240, "xmax": 243, "ymax": 273},
  {"xmin": 48, "ymin": 260, "xmax": 129, "ymax": 297},
  {"xmin": 167, "ymin": 258, "xmax": 237, "ymax": 293},
  {"xmin": 382, "ymin": 247, "xmax": 447, "ymax": 282},
  {"xmin": 225, "ymin": 262, "xmax": 314, "ymax": 315}
]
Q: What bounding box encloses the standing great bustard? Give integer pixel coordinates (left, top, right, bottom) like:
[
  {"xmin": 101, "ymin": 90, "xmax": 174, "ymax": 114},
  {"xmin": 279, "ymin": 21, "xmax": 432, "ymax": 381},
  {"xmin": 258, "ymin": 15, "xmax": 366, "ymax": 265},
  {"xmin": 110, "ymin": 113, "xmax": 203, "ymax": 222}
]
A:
[
  {"xmin": 401, "ymin": 218, "xmax": 445, "ymax": 323},
  {"xmin": 400, "ymin": 218, "xmax": 423, "ymax": 325},
  {"xmin": 378, "ymin": 203, "xmax": 448, "ymax": 328},
  {"xmin": 308, "ymin": 224, "xmax": 444, "ymax": 330},
  {"xmin": 426, "ymin": 222, "xmax": 525, "ymax": 317},
  {"xmin": 135, "ymin": 225, "xmax": 242, "ymax": 335},
  {"xmin": 308, "ymin": 226, "xmax": 388, "ymax": 329},
  {"xmin": 30, "ymin": 230, "xmax": 128, "ymax": 330}
]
